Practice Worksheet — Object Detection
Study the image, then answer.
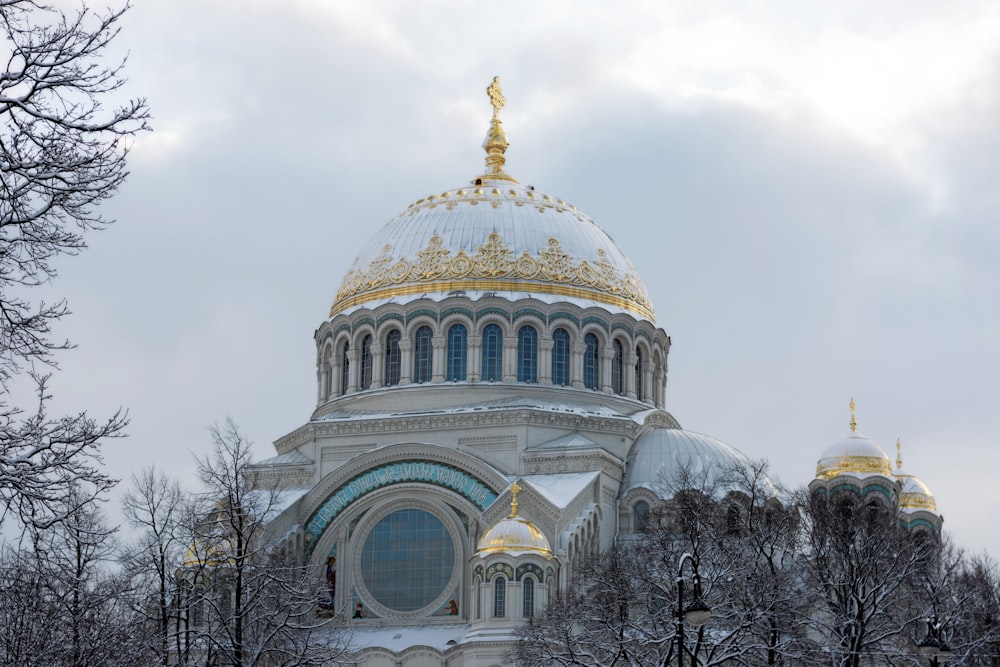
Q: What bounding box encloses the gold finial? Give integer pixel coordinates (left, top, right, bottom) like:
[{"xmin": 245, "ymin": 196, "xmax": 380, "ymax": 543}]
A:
[
  {"xmin": 480, "ymin": 76, "xmax": 516, "ymax": 182},
  {"xmin": 896, "ymin": 438, "xmax": 903, "ymax": 470},
  {"xmin": 509, "ymin": 480, "xmax": 521, "ymax": 517},
  {"xmin": 487, "ymin": 76, "xmax": 505, "ymax": 120},
  {"xmin": 849, "ymin": 397, "xmax": 857, "ymax": 433}
]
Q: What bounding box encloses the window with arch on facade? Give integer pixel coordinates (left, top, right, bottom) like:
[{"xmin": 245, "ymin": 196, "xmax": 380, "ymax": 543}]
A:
[
  {"xmin": 481, "ymin": 323, "xmax": 503, "ymax": 382},
  {"xmin": 522, "ymin": 576, "xmax": 534, "ymax": 618},
  {"xmin": 611, "ymin": 339, "xmax": 624, "ymax": 395},
  {"xmin": 384, "ymin": 329, "xmax": 401, "ymax": 386},
  {"xmin": 583, "ymin": 333, "xmax": 600, "ymax": 390},
  {"xmin": 338, "ymin": 341, "xmax": 350, "ymax": 396},
  {"xmin": 517, "ymin": 325, "xmax": 538, "ymax": 383},
  {"xmin": 446, "ymin": 324, "xmax": 467, "ymax": 381},
  {"xmin": 633, "ymin": 500, "xmax": 650, "ymax": 533},
  {"xmin": 552, "ymin": 327, "xmax": 570, "ymax": 386},
  {"xmin": 360, "ymin": 334, "xmax": 373, "ymax": 389},
  {"xmin": 635, "ymin": 346, "xmax": 645, "ymax": 400},
  {"xmin": 413, "ymin": 325, "xmax": 433, "ymax": 383},
  {"xmin": 493, "ymin": 576, "xmax": 506, "ymax": 617},
  {"xmin": 475, "ymin": 577, "xmax": 482, "ymax": 619}
]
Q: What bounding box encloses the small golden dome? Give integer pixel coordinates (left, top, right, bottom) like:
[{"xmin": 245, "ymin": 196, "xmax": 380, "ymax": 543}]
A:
[
  {"xmin": 815, "ymin": 400, "xmax": 893, "ymax": 481},
  {"xmin": 894, "ymin": 439, "xmax": 937, "ymax": 513},
  {"xmin": 477, "ymin": 481, "xmax": 553, "ymax": 558}
]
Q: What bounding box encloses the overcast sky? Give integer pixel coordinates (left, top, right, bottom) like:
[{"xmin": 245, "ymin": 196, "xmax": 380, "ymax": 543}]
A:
[{"xmin": 37, "ymin": 1, "xmax": 1000, "ymax": 557}]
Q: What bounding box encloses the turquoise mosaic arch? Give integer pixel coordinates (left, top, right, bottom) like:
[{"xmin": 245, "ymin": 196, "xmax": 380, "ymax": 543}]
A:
[{"xmin": 303, "ymin": 459, "xmax": 500, "ymax": 560}]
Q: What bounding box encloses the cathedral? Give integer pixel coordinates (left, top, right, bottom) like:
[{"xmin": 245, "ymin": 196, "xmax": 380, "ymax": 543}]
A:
[{"xmin": 247, "ymin": 79, "xmax": 942, "ymax": 667}]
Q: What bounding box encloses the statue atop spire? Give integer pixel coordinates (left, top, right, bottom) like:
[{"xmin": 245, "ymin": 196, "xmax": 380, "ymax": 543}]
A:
[{"xmin": 480, "ymin": 76, "xmax": 516, "ymax": 182}]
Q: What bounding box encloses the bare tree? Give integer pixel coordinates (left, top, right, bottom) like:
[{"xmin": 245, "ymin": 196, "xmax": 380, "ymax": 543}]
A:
[
  {"xmin": 797, "ymin": 488, "xmax": 934, "ymax": 667},
  {"xmin": 0, "ymin": 0, "xmax": 147, "ymax": 530},
  {"xmin": 121, "ymin": 467, "xmax": 188, "ymax": 665},
  {"xmin": 0, "ymin": 491, "xmax": 143, "ymax": 666},
  {"xmin": 178, "ymin": 420, "xmax": 351, "ymax": 666}
]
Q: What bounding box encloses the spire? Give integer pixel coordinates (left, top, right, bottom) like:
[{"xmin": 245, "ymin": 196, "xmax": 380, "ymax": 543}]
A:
[
  {"xmin": 509, "ymin": 480, "xmax": 521, "ymax": 518},
  {"xmin": 850, "ymin": 397, "xmax": 857, "ymax": 433},
  {"xmin": 480, "ymin": 76, "xmax": 516, "ymax": 182},
  {"xmin": 896, "ymin": 438, "xmax": 903, "ymax": 470}
]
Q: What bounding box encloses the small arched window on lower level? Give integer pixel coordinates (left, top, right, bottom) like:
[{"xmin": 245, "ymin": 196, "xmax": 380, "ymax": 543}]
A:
[
  {"xmin": 633, "ymin": 500, "xmax": 650, "ymax": 533},
  {"xmin": 522, "ymin": 576, "xmax": 535, "ymax": 618},
  {"xmin": 493, "ymin": 576, "xmax": 506, "ymax": 617}
]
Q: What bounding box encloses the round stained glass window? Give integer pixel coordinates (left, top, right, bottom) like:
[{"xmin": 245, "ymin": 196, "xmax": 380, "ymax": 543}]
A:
[{"xmin": 360, "ymin": 508, "xmax": 455, "ymax": 612}]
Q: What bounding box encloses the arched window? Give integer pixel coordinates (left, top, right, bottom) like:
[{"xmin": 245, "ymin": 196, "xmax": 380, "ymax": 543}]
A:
[
  {"xmin": 481, "ymin": 323, "xmax": 503, "ymax": 382},
  {"xmin": 633, "ymin": 500, "xmax": 650, "ymax": 533},
  {"xmin": 322, "ymin": 347, "xmax": 333, "ymax": 398},
  {"xmin": 413, "ymin": 326, "xmax": 433, "ymax": 383},
  {"xmin": 635, "ymin": 346, "xmax": 645, "ymax": 400},
  {"xmin": 338, "ymin": 341, "xmax": 350, "ymax": 396},
  {"xmin": 446, "ymin": 324, "xmax": 467, "ymax": 381},
  {"xmin": 522, "ymin": 576, "xmax": 534, "ymax": 618},
  {"xmin": 584, "ymin": 333, "xmax": 600, "ymax": 390},
  {"xmin": 517, "ymin": 325, "xmax": 538, "ymax": 383},
  {"xmin": 493, "ymin": 576, "xmax": 506, "ymax": 617},
  {"xmin": 384, "ymin": 330, "xmax": 401, "ymax": 386},
  {"xmin": 360, "ymin": 335, "xmax": 373, "ymax": 390},
  {"xmin": 552, "ymin": 328, "xmax": 570, "ymax": 386},
  {"xmin": 611, "ymin": 339, "xmax": 624, "ymax": 395}
]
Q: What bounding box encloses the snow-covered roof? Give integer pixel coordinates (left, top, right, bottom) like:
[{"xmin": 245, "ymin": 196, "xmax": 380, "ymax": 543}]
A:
[
  {"xmin": 521, "ymin": 471, "xmax": 599, "ymax": 509},
  {"xmin": 254, "ymin": 450, "xmax": 312, "ymax": 466},
  {"xmin": 313, "ymin": 393, "xmax": 639, "ymax": 424},
  {"xmin": 349, "ymin": 624, "xmax": 470, "ymax": 653},
  {"xmin": 528, "ymin": 432, "xmax": 600, "ymax": 450}
]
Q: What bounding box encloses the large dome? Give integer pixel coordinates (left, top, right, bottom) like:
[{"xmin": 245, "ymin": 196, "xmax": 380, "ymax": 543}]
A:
[
  {"xmin": 330, "ymin": 80, "xmax": 654, "ymax": 321},
  {"xmin": 623, "ymin": 427, "xmax": 770, "ymax": 499}
]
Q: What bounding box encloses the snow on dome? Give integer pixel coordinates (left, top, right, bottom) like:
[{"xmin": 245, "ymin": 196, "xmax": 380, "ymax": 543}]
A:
[
  {"xmin": 815, "ymin": 431, "xmax": 893, "ymax": 481},
  {"xmin": 623, "ymin": 428, "xmax": 771, "ymax": 500}
]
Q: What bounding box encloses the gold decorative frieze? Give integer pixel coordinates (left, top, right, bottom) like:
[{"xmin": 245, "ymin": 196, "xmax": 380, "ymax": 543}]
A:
[
  {"xmin": 815, "ymin": 455, "xmax": 894, "ymax": 480},
  {"xmin": 332, "ymin": 233, "xmax": 654, "ymax": 319}
]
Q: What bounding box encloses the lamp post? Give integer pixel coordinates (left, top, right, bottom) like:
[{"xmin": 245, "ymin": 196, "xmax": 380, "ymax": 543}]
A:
[
  {"xmin": 917, "ymin": 616, "xmax": 952, "ymax": 666},
  {"xmin": 676, "ymin": 552, "xmax": 711, "ymax": 667}
]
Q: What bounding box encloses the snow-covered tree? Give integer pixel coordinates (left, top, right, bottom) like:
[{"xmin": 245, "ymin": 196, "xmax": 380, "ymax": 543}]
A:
[
  {"xmin": 797, "ymin": 487, "xmax": 933, "ymax": 666},
  {"xmin": 176, "ymin": 420, "xmax": 351, "ymax": 666},
  {"xmin": 0, "ymin": 491, "xmax": 142, "ymax": 666},
  {"xmin": 120, "ymin": 467, "xmax": 189, "ymax": 665},
  {"xmin": 0, "ymin": 0, "xmax": 147, "ymax": 530}
]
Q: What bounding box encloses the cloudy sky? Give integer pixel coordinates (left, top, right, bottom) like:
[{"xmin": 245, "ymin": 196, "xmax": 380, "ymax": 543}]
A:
[{"xmin": 37, "ymin": 1, "xmax": 1000, "ymax": 556}]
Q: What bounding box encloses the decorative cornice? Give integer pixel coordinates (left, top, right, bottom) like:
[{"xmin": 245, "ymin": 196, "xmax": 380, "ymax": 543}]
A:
[{"xmin": 332, "ymin": 233, "xmax": 654, "ymax": 320}]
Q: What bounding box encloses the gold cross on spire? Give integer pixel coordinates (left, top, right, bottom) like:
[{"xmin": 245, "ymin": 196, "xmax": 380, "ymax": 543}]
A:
[
  {"xmin": 896, "ymin": 438, "xmax": 903, "ymax": 470},
  {"xmin": 849, "ymin": 397, "xmax": 857, "ymax": 432},
  {"xmin": 509, "ymin": 480, "xmax": 521, "ymax": 517},
  {"xmin": 487, "ymin": 76, "xmax": 505, "ymax": 120}
]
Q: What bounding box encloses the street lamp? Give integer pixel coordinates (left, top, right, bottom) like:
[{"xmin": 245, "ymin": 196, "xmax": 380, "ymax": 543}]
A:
[
  {"xmin": 917, "ymin": 616, "xmax": 952, "ymax": 666},
  {"xmin": 676, "ymin": 552, "xmax": 711, "ymax": 667}
]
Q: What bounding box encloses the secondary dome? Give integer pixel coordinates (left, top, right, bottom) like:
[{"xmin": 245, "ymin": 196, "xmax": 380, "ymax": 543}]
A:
[
  {"xmin": 477, "ymin": 481, "xmax": 552, "ymax": 558},
  {"xmin": 624, "ymin": 427, "xmax": 771, "ymax": 499},
  {"xmin": 330, "ymin": 78, "xmax": 654, "ymax": 321},
  {"xmin": 893, "ymin": 439, "xmax": 937, "ymax": 513}
]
